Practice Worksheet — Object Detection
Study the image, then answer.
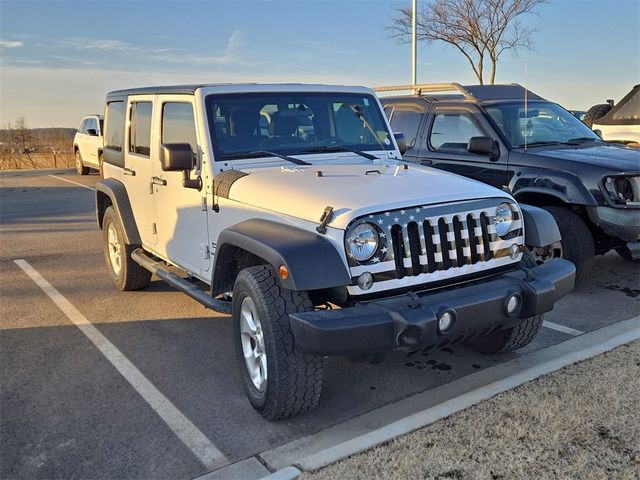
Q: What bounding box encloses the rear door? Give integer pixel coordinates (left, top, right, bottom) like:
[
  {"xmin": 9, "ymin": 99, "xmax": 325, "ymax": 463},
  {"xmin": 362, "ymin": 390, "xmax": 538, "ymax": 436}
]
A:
[
  {"xmin": 124, "ymin": 95, "xmax": 157, "ymax": 247},
  {"xmin": 151, "ymin": 96, "xmax": 210, "ymax": 276},
  {"xmin": 84, "ymin": 117, "xmax": 100, "ymax": 167},
  {"xmin": 420, "ymin": 107, "xmax": 509, "ymax": 189}
]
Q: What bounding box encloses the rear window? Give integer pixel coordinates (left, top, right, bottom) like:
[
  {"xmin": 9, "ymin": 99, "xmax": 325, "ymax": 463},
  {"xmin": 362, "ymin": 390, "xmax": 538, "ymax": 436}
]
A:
[
  {"xmin": 129, "ymin": 102, "xmax": 152, "ymax": 157},
  {"xmin": 105, "ymin": 101, "xmax": 125, "ymax": 152}
]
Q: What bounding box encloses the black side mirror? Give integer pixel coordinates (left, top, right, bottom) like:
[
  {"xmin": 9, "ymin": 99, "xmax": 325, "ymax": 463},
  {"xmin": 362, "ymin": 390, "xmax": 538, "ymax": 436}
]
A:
[
  {"xmin": 86, "ymin": 129, "xmax": 98, "ymax": 136},
  {"xmin": 467, "ymin": 136, "xmax": 500, "ymax": 160},
  {"xmin": 394, "ymin": 132, "xmax": 407, "ymax": 155},
  {"xmin": 161, "ymin": 143, "xmax": 193, "ymax": 172}
]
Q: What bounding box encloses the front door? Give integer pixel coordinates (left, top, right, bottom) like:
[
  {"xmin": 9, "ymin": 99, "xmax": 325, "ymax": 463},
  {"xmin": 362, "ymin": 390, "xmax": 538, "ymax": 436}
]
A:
[
  {"xmin": 151, "ymin": 97, "xmax": 210, "ymax": 277},
  {"xmin": 386, "ymin": 103, "xmax": 428, "ymax": 163},
  {"xmin": 421, "ymin": 108, "xmax": 509, "ymax": 189}
]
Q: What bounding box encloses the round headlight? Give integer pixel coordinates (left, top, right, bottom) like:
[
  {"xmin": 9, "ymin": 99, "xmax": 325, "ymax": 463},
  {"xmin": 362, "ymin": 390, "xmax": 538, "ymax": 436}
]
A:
[
  {"xmin": 494, "ymin": 203, "xmax": 514, "ymax": 237},
  {"xmin": 347, "ymin": 223, "xmax": 379, "ymax": 262}
]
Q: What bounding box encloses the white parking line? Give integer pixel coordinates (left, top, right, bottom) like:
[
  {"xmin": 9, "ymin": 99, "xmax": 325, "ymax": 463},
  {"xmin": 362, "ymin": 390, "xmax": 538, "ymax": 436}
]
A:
[
  {"xmin": 48, "ymin": 174, "xmax": 96, "ymax": 191},
  {"xmin": 13, "ymin": 259, "xmax": 228, "ymax": 471},
  {"xmin": 543, "ymin": 320, "xmax": 584, "ymax": 336}
]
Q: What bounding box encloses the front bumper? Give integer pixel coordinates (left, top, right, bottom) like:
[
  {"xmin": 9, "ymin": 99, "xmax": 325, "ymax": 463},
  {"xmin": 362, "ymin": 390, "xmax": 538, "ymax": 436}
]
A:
[
  {"xmin": 589, "ymin": 206, "xmax": 640, "ymax": 242},
  {"xmin": 290, "ymin": 259, "xmax": 575, "ymax": 355}
]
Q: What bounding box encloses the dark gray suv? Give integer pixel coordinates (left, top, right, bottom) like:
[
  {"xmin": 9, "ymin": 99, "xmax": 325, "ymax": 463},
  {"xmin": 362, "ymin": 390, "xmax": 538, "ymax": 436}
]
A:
[{"xmin": 379, "ymin": 83, "xmax": 640, "ymax": 282}]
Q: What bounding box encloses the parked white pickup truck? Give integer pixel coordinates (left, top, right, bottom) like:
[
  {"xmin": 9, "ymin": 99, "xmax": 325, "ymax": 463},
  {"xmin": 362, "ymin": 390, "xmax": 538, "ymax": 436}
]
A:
[{"xmin": 73, "ymin": 114, "xmax": 103, "ymax": 175}]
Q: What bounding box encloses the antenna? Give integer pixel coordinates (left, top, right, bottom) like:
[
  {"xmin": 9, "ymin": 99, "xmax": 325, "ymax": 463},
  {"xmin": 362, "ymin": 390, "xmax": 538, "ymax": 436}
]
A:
[{"xmin": 524, "ymin": 62, "xmax": 528, "ymax": 151}]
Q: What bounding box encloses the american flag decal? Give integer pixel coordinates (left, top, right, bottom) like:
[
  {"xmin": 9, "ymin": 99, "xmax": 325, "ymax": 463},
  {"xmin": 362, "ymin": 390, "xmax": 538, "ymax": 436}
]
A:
[{"xmin": 345, "ymin": 198, "xmax": 524, "ymax": 294}]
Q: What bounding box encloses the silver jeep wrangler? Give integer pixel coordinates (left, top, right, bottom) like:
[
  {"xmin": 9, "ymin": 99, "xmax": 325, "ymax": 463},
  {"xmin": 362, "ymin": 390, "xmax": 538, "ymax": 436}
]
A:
[{"xmin": 96, "ymin": 83, "xmax": 575, "ymax": 419}]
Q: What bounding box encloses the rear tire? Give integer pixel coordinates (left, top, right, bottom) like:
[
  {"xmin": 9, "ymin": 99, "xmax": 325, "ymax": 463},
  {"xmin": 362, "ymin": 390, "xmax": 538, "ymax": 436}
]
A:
[
  {"xmin": 584, "ymin": 103, "xmax": 611, "ymax": 128},
  {"xmin": 466, "ymin": 315, "xmax": 544, "ymax": 354},
  {"xmin": 75, "ymin": 150, "xmax": 89, "ymax": 175},
  {"xmin": 542, "ymin": 206, "xmax": 595, "ymax": 283},
  {"xmin": 232, "ymin": 265, "xmax": 324, "ymax": 420},
  {"xmin": 102, "ymin": 207, "xmax": 151, "ymax": 291}
]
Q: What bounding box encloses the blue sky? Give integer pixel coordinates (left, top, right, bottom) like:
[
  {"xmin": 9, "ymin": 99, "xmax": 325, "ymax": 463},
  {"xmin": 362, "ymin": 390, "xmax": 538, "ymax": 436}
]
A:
[{"xmin": 0, "ymin": 0, "xmax": 638, "ymax": 127}]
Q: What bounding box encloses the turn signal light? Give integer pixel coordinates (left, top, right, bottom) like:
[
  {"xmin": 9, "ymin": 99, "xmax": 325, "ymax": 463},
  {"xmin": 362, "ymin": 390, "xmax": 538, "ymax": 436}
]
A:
[{"xmin": 278, "ymin": 265, "xmax": 289, "ymax": 280}]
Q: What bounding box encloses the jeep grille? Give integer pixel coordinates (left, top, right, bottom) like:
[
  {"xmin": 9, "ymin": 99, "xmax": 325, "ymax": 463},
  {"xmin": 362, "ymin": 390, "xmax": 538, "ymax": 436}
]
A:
[{"xmin": 346, "ymin": 199, "xmax": 523, "ymax": 295}]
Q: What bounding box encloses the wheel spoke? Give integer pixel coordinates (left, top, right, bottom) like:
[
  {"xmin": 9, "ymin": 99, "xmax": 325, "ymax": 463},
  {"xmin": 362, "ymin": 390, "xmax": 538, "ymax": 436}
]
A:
[{"xmin": 239, "ymin": 296, "xmax": 267, "ymax": 391}]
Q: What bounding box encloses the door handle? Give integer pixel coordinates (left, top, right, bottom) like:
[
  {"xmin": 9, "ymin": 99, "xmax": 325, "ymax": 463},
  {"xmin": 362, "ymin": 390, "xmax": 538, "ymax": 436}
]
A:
[
  {"xmin": 151, "ymin": 176, "xmax": 167, "ymax": 186},
  {"xmin": 124, "ymin": 167, "xmax": 136, "ymax": 176},
  {"xmin": 421, "ymin": 159, "xmax": 433, "ymax": 166}
]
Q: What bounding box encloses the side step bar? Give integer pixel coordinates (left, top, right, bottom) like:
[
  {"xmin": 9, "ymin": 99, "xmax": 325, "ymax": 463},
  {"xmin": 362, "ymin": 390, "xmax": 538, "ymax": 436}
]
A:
[{"xmin": 131, "ymin": 248, "xmax": 231, "ymax": 315}]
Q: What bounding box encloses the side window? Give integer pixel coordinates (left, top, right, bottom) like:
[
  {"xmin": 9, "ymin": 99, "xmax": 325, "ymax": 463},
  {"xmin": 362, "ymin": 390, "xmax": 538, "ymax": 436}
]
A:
[
  {"xmin": 129, "ymin": 102, "xmax": 152, "ymax": 157},
  {"xmin": 383, "ymin": 105, "xmax": 394, "ymax": 119},
  {"xmin": 389, "ymin": 110, "xmax": 423, "ymax": 151},
  {"xmin": 162, "ymin": 103, "xmax": 197, "ymax": 155},
  {"xmin": 105, "ymin": 101, "xmax": 126, "ymax": 152},
  {"xmin": 78, "ymin": 119, "xmax": 88, "ymax": 134},
  {"xmin": 430, "ymin": 111, "xmax": 485, "ymax": 153}
]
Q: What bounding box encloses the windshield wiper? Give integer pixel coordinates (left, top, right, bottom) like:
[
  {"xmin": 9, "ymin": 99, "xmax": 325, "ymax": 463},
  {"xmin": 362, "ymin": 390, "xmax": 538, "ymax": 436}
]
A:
[
  {"xmin": 301, "ymin": 145, "xmax": 378, "ymax": 161},
  {"xmin": 517, "ymin": 141, "xmax": 562, "ymax": 148},
  {"xmin": 221, "ymin": 150, "xmax": 310, "ymax": 165},
  {"xmin": 564, "ymin": 137, "xmax": 599, "ymax": 145}
]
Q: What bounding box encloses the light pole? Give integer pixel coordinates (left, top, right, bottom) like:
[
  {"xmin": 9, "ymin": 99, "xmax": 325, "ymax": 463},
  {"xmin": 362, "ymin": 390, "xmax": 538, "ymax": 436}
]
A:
[{"xmin": 412, "ymin": 0, "xmax": 417, "ymax": 86}]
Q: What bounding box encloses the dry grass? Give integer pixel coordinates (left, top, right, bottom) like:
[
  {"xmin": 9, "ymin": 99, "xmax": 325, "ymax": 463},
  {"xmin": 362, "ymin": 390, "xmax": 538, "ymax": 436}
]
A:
[
  {"xmin": 303, "ymin": 341, "xmax": 640, "ymax": 480},
  {"xmin": 0, "ymin": 152, "xmax": 75, "ymax": 170}
]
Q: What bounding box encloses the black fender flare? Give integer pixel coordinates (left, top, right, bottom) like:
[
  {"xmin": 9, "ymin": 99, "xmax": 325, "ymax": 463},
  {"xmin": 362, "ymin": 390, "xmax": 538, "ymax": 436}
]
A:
[
  {"xmin": 510, "ymin": 169, "xmax": 597, "ymax": 206},
  {"xmin": 213, "ymin": 219, "xmax": 351, "ymax": 292},
  {"xmin": 519, "ymin": 204, "xmax": 561, "ymax": 247},
  {"xmin": 95, "ymin": 178, "xmax": 141, "ymax": 245}
]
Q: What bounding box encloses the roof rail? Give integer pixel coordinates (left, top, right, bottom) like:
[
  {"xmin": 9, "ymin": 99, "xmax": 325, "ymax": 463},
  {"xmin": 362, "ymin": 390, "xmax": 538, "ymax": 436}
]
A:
[{"xmin": 373, "ymin": 83, "xmax": 475, "ymax": 100}]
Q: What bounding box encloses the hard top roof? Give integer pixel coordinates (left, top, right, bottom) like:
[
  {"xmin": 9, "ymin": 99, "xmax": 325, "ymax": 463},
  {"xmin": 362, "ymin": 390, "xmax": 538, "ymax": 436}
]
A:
[
  {"xmin": 375, "ymin": 83, "xmax": 546, "ymax": 103},
  {"xmin": 106, "ymin": 83, "xmax": 374, "ymax": 100}
]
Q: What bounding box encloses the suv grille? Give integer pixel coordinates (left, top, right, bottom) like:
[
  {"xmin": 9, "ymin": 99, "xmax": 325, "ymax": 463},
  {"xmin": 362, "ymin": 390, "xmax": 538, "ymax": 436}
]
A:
[
  {"xmin": 390, "ymin": 212, "xmax": 498, "ymax": 277},
  {"xmin": 346, "ymin": 199, "xmax": 523, "ymax": 294}
]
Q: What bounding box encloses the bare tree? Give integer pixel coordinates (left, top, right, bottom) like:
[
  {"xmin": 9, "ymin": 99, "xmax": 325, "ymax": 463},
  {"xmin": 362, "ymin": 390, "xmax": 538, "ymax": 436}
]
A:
[
  {"xmin": 12, "ymin": 116, "xmax": 37, "ymax": 168},
  {"xmin": 390, "ymin": 0, "xmax": 546, "ymax": 84}
]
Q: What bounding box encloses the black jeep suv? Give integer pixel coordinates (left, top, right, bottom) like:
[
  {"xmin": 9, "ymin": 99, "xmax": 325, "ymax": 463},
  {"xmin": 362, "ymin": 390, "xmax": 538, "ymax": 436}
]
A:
[{"xmin": 379, "ymin": 83, "xmax": 640, "ymax": 282}]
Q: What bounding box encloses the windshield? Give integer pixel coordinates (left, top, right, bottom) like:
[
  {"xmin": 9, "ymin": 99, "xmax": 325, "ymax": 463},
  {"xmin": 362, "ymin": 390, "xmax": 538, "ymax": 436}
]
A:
[
  {"xmin": 484, "ymin": 101, "xmax": 601, "ymax": 148},
  {"xmin": 205, "ymin": 92, "xmax": 393, "ymax": 160}
]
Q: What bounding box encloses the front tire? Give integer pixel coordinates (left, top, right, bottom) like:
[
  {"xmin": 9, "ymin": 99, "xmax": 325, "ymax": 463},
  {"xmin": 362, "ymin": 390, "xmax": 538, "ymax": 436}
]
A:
[
  {"xmin": 232, "ymin": 265, "xmax": 324, "ymax": 420},
  {"xmin": 542, "ymin": 206, "xmax": 595, "ymax": 283},
  {"xmin": 466, "ymin": 315, "xmax": 544, "ymax": 354},
  {"xmin": 75, "ymin": 150, "xmax": 89, "ymax": 175},
  {"xmin": 102, "ymin": 206, "xmax": 151, "ymax": 291}
]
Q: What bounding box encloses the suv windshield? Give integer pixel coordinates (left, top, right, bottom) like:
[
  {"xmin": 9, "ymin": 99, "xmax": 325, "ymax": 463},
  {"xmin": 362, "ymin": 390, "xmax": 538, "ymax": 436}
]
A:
[
  {"xmin": 484, "ymin": 101, "xmax": 601, "ymax": 148},
  {"xmin": 205, "ymin": 92, "xmax": 393, "ymax": 160}
]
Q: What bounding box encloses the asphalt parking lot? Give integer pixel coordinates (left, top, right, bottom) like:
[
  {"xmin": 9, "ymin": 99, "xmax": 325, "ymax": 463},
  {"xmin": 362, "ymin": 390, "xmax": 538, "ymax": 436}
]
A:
[{"xmin": 1, "ymin": 171, "xmax": 638, "ymax": 479}]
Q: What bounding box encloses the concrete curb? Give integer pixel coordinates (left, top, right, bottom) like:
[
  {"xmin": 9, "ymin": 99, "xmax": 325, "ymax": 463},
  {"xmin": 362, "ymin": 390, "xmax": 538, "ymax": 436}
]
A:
[
  {"xmin": 260, "ymin": 316, "xmax": 639, "ymax": 477},
  {"xmin": 0, "ymin": 168, "xmax": 75, "ymax": 177}
]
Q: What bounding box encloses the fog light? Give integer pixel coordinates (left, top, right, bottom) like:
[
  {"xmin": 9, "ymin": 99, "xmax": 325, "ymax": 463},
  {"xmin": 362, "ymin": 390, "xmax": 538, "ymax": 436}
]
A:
[
  {"xmin": 358, "ymin": 272, "xmax": 373, "ymax": 290},
  {"xmin": 509, "ymin": 244, "xmax": 521, "ymax": 260},
  {"xmin": 504, "ymin": 292, "xmax": 522, "ymax": 317},
  {"xmin": 438, "ymin": 309, "xmax": 456, "ymax": 332}
]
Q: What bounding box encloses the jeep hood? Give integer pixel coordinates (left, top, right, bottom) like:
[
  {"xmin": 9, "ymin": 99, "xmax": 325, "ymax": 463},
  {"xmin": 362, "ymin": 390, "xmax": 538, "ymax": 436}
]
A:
[
  {"xmin": 225, "ymin": 163, "xmax": 508, "ymax": 229},
  {"xmin": 518, "ymin": 144, "xmax": 640, "ymax": 172}
]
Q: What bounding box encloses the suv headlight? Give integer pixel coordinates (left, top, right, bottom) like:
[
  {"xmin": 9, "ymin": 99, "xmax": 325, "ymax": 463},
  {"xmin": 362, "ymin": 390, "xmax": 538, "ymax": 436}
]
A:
[
  {"xmin": 603, "ymin": 176, "xmax": 640, "ymax": 206},
  {"xmin": 346, "ymin": 223, "xmax": 379, "ymax": 262},
  {"xmin": 494, "ymin": 203, "xmax": 514, "ymax": 237}
]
